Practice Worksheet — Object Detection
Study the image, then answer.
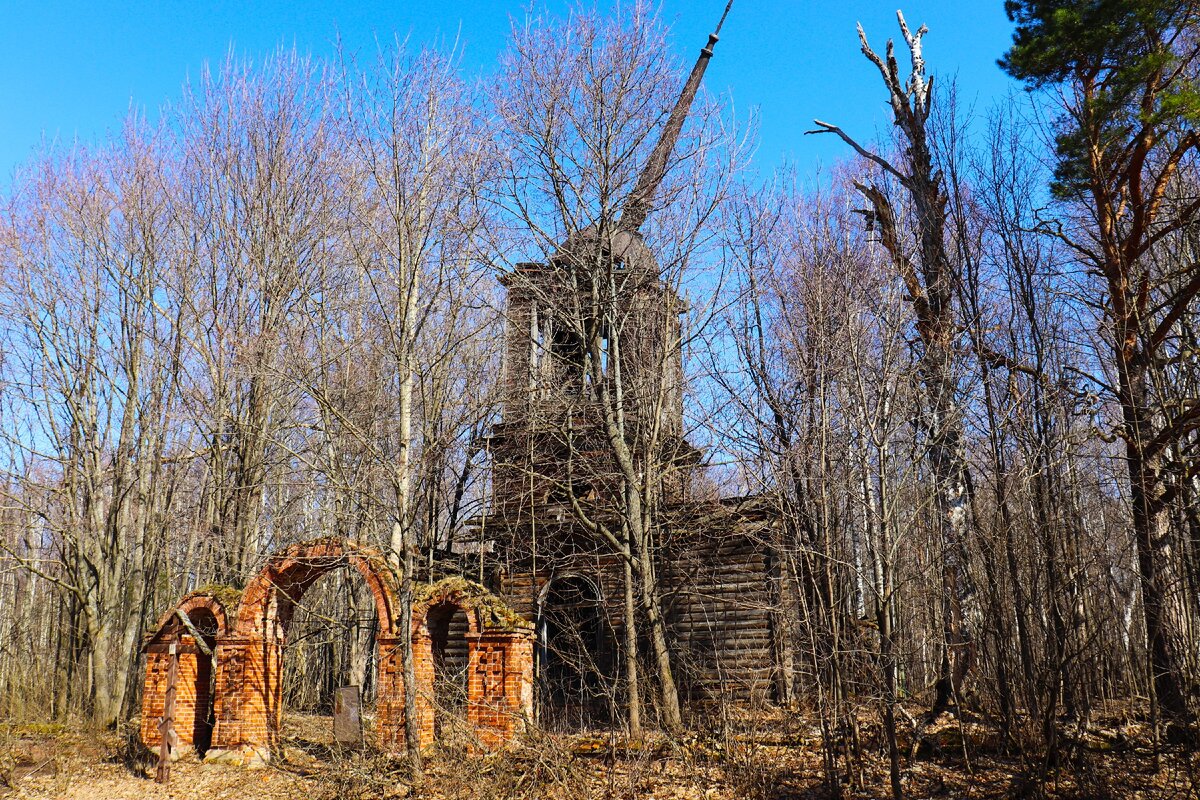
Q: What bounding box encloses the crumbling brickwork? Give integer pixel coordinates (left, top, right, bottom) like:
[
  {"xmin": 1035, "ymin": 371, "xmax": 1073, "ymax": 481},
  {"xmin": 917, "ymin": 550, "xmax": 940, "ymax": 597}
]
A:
[
  {"xmin": 140, "ymin": 592, "xmax": 229, "ymax": 753},
  {"xmin": 140, "ymin": 538, "xmax": 533, "ymax": 766},
  {"xmin": 412, "ymin": 579, "xmax": 535, "ymax": 749}
]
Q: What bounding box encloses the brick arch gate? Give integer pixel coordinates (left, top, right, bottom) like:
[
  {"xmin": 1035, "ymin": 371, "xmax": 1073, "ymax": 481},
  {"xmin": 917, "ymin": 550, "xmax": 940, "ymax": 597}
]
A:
[
  {"xmin": 206, "ymin": 538, "xmax": 404, "ymax": 765},
  {"xmin": 140, "ymin": 590, "xmax": 233, "ymax": 754},
  {"xmin": 139, "ymin": 537, "xmax": 533, "ymax": 766},
  {"xmin": 411, "ymin": 578, "xmax": 535, "ymax": 748}
]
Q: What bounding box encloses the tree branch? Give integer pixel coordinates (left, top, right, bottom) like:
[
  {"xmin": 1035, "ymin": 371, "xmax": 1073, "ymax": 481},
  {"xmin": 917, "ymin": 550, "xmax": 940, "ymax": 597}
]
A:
[{"xmin": 806, "ymin": 120, "xmax": 906, "ymax": 182}]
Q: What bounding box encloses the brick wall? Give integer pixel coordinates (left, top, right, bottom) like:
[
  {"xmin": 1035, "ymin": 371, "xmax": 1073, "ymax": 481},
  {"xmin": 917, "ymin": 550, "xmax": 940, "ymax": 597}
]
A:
[
  {"xmin": 412, "ymin": 631, "xmax": 436, "ymax": 748},
  {"xmin": 139, "ymin": 592, "xmax": 228, "ymax": 755},
  {"xmin": 208, "ymin": 636, "xmax": 283, "ymax": 752},
  {"xmin": 375, "ymin": 636, "xmax": 406, "ymax": 750},
  {"xmin": 376, "ymin": 625, "xmax": 534, "ymax": 750},
  {"xmin": 411, "ymin": 580, "xmax": 535, "ymax": 749},
  {"xmin": 143, "ymin": 540, "xmax": 533, "ymax": 766},
  {"xmin": 139, "ymin": 638, "xmax": 214, "ymax": 752},
  {"xmin": 467, "ymin": 632, "xmax": 534, "ymax": 747}
]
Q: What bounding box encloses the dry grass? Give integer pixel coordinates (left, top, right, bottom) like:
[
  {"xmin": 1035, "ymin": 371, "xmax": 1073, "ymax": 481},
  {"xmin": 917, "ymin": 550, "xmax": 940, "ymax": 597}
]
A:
[{"xmin": 1, "ymin": 707, "xmax": 1198, "ymax": 799}]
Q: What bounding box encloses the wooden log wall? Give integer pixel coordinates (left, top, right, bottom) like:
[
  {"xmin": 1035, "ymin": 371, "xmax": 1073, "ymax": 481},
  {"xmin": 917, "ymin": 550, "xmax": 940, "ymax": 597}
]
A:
[
  {"xmin": 660, "ymin": 528, "xmax": 781, "ymax": 706},
  {"xmin": 492, "ymin": 523, "xmax": 788, "ymax": 711}
]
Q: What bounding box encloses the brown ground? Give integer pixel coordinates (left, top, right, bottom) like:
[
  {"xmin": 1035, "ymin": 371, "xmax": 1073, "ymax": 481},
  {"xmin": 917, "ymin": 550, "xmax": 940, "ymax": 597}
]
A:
[{"xmin": 2, "ymin": 706, "xmax": 1198, "ymax": 799}]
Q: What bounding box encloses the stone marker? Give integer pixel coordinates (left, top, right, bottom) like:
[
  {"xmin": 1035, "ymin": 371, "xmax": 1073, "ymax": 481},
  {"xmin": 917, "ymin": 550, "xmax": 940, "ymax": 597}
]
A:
[{"xmin": 333, "ymin": 685, "xmax": 363, "ymax": 748}]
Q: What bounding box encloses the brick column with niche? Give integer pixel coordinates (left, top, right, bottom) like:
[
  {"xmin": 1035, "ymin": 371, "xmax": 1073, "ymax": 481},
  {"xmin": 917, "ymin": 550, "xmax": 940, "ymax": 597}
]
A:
[
  {"xmin": 467, "ymin": 631, "xmax": 534, "ymax": 747},
  {"xmin": 206, "ymin": 636, "xmax": 281, "ymax": 766}
]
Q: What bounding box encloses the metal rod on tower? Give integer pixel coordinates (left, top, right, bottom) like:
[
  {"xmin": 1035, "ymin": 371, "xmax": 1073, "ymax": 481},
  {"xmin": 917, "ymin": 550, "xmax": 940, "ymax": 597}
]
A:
[{"xmin": 618, "ymin": 1, "xmax": 733, "ymax": 233}]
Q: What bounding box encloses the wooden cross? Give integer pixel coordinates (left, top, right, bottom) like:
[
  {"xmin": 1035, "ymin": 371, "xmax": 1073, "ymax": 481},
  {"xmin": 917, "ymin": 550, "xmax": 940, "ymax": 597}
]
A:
[{"xmin": 155, "ymin": 642, "xmax": 179, "ymax": 784}]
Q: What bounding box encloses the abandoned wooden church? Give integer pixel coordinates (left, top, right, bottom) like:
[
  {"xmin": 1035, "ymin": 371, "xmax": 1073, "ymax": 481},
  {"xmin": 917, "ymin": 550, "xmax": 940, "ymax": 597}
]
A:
[
  {"xmin": 476, "ymin": 18, "xmax": 789, "ymax": 730},
  {"xmin": 140, "ymin": 7, "xmax": 793, "ymax": 764}
]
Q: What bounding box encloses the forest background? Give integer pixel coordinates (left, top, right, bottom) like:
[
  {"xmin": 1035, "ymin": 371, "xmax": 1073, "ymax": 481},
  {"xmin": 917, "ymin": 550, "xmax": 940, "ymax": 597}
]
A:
[{"xmin": 2, "ymin": 1, "xmax": 1200, "ymax": 798}]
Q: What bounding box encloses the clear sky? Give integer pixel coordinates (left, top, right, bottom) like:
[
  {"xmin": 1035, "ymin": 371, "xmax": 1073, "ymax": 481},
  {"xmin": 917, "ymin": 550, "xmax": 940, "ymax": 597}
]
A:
[{"xmin": 0, "ymin": 1, "xmax": 1022, "ymax": 183}]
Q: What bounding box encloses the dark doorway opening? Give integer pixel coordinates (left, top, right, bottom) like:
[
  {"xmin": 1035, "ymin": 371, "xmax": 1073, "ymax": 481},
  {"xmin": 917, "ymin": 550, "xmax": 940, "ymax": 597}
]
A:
[
  {"xmin": 426, "ymin": 601, "xmax": 470, "ymax": 738},
  {"xmin": 186, "ymin": 607, "xmax": 219, "ymax": 755},
  {"xmin": 538, "ymin": 576, "xmax": 614, "ymax": 731}
]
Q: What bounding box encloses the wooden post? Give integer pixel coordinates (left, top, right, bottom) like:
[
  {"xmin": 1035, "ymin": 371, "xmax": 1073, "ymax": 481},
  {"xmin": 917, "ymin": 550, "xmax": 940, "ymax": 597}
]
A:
[{"xmin": 155, "ymin": 642, "xmax": 178, "ymax": 784}]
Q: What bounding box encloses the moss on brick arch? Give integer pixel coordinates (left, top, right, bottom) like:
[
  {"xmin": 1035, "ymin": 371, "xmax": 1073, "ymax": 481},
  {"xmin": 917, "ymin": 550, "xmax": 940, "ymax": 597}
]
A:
[
  {"xmin": 409, "ymin": 576, "xmax": 535, "ymax": 749},
  {"xmin": 140, "ymin": 589, "xmax": 236, "ymax": 755},
  {"xmin": 412, "ymin": 576, "xmax": 532, "ymax": 633},
  {"xmin": 146, "ymin": 587, "xmax": 239, "ymax": 644},
  {"xmin": 190, "ymin": 584, "xmax": 244, "ymax": 616}
]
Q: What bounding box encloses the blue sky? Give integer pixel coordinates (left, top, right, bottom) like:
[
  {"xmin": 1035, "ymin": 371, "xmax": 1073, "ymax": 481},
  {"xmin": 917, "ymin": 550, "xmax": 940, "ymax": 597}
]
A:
[{"xmin": 0, "ymin": 1, "xmax": 1022, "ymax": 182}]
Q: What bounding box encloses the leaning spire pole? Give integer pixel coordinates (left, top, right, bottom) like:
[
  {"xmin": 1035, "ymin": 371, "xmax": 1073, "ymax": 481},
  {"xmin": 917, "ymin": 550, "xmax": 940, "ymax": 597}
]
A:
[{"xmin": 618, "ymin": 1, "xmax": 732, "ymax": 233}]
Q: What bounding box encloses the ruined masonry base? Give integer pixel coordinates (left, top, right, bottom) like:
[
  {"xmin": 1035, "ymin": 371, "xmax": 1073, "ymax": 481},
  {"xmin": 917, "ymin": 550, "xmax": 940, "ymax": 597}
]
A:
[{"xmin": 139, "ymin": 538, "xmax": 534, "ymax": 765}]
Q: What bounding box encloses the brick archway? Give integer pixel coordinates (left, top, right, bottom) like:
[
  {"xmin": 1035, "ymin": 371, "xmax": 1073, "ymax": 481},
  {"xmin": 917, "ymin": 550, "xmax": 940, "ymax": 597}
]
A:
[
  {"xmin": 204, "ymin": 537, "xmax": 403, "ymax": 765},
  {"xmin": 410, "ymin": 578, "xmax": 535, "ymax": 748},
  {"xmin": 140, "ymin": 539, "xmax": 533, "ymax": 766},
  {"xmin": 140, "ymin": 590, "xmax": 234, "ymax": 756},
  {"xmin": 232, "ymin": 538, "xmax": 400, "ymax": 640}
]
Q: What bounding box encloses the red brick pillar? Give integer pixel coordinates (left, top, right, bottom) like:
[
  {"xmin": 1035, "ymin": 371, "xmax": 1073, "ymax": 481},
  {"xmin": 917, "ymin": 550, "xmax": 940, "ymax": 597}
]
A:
[
  {"xmin": 375, "ymin": 636, "xmax": 406, "ymax": 752},
  {"xmin": 206, "ymin": 636, "xmax": 279, "ymax": 766},
  {"xmin": 510, "ymin": 633, "xmax": 535, "ymax": 730},
  {"xmin": 467, "ymin": 631, "xmax": 534, "ymax": 748},
  {"xmin": 140, "ymin": 648, "xmax": 171, "ymax": 749},
  {"xmin": 411, "ymin": 631, "xmax": 436, "ymax": 748}
]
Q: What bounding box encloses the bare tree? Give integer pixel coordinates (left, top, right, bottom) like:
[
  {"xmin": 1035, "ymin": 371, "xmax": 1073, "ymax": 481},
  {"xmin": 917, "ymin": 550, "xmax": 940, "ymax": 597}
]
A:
[
  {"xmin": 169, "ymin": 49, "xmax": 342, "ymax": 586},
  {"xmin": 0, "ymin": 119, "xmax": 183, "ymax": 725},
  {"xmin": 810, "ymin": 12, "xmax": 976, "ymax": 715},
  {"xmin": 326, "ymin": 40, "xmax": 492, "ymax": 763}
]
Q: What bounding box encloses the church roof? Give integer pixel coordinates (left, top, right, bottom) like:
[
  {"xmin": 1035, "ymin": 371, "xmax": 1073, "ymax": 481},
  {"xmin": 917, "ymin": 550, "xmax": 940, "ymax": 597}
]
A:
[{"xmin": 551, "ymin": 223, "xmax": 658, "ymax": 273}]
